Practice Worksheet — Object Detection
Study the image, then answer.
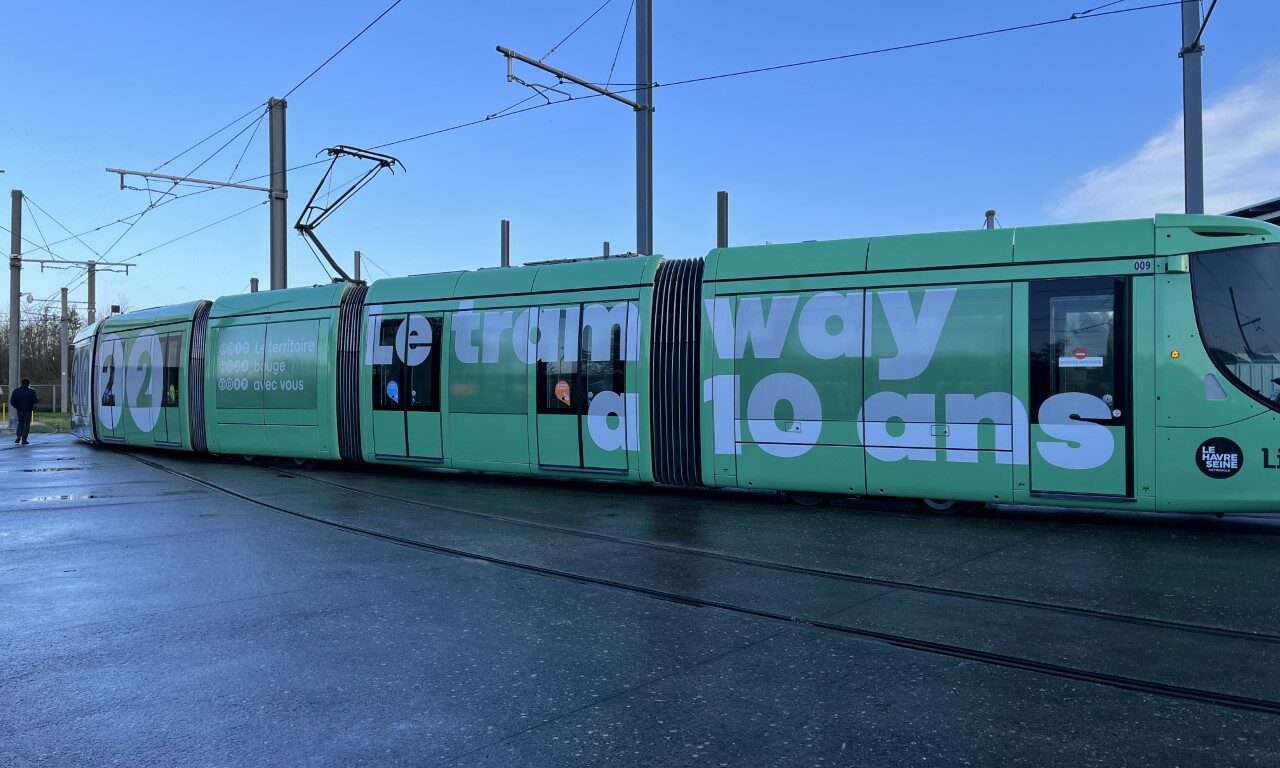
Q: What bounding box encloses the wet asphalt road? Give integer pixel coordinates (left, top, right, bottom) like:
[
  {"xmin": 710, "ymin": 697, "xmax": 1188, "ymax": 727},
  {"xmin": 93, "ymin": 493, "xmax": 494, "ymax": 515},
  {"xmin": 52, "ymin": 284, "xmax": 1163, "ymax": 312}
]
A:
[{"xmin": 2, "ymin": 434, "xmax": 1279, "ymax": 767}]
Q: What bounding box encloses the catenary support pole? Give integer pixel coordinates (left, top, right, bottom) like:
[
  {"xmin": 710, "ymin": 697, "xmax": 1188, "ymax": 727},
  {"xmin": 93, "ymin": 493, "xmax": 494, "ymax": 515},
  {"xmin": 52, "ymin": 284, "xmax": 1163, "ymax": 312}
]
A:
[
  {"xmin": 716, "ymin": 191, "xmax": 729, "ymax": 248},
  {"xmin": 86, "ymin": 261, "xmax": 96, "ymax": 325},
  {"xmin": 250, "ymin": 277, "xmax": 259, "ymax": 293},
  {"xmin": 984, "ymin": 209, "xmax": 997, "ymax": 230},
  {"xmin": 353, "ymin": 251, "xmax": 362, "ymax": 282},
  {"xmin": 1181, "ymin": 0, "xmax": 1205, "ymax": 215},
  {"xmin": 636, "ymin": 0, "xmax": 653, "ymax": 255},
  {"xmin": 9, "ymin": 189, "xmax": 21, "ymax": 429},
  {"xmin": 59, "ymin": 287, "xmax": 68, "ymax": 413},
  {"xmin": 268, "ymin": 97, "xmax": 289, "ymax": 289},
  {"xmin": 500, "ymin": 220, "xmax": 510, "ymax": 268}
]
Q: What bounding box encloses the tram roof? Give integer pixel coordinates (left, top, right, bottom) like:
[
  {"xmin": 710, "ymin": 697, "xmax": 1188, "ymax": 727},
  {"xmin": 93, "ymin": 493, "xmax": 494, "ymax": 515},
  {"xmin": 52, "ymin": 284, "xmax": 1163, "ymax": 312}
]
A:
[
  {"xmin": 209, "ymin": 282, "xmax": 350, "ymax": 319},
  {"xmin": 74, "ymin": 300, "xmax": 208, "ymax": 344},
  {"xmin": 705, "ymin": 214, "xmax": 1280, "ymax": 282},
  {"xmin": 365, "ymin": 253, "xmax": 664, "ymax": 304}
]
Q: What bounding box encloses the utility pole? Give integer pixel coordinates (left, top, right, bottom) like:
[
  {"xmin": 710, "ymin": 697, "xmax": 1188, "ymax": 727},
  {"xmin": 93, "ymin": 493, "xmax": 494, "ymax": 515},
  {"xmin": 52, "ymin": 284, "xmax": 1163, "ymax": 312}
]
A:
[
  {"xmin": 1180, "ymin": 0, "xmax": 1205, "ymax": 215},
  {"xmin": 353, "ymin": 251, "xmax": 362, "ymax": 282},
  {"xmin": 498, "ymin": 4, "xmax": 654, "ymax": 258},
  {"xmin": 636, "ymin": 0, "xmax": 653, "ymax": 256},
  {"xmin": 500, "ymin": 220, "xmax": 510, "ymax": 268},
  {"xmin": 268, "ymin": 97, "xmax": 289, "ymax": 289},
  {"xmin": 110, "ymin": 98, "xmax": 288, "ymax": 292},
  {"xmin": 59, "ymin": 287, "xmax": 68, "ymax": 413},
  {"xmin": 250, "ymin": 277, "xmax": 260, "ymax": 293},
  {"xmin": 87, "ymin": 260, "xmax": 96, "ymax": 324},
  {"xmin": 716, "ymin": 191, "xmax": 729, "ymax": 248},
  {"xmin": 9, "ymin": 189, "xmax": 21, "ymax": 429},
  {"xmin": 984, "ymin": 209, "xmax": 997, "ymax": 230}
]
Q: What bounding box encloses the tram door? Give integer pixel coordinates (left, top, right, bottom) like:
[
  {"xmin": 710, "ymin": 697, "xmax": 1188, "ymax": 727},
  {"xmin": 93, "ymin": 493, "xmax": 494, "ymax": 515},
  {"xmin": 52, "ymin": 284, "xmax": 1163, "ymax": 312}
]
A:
[
  {"xmin": 1028, "ymin": 277, "xmax": 1130, "ymax": 497},
  {"xmin": 96, "ymin": 335, "xmax": 125, "ymax": 441},
  {"xmin": 159, "ymin": 332, "xmax": 185, "ymax": 447},
  {"xmin": 536, "ymin": 304, "xmax": 629, "ymax": 472},
  {"xmin": 371, "ymin": 313, "xmax": 444, "ymax": 460}
]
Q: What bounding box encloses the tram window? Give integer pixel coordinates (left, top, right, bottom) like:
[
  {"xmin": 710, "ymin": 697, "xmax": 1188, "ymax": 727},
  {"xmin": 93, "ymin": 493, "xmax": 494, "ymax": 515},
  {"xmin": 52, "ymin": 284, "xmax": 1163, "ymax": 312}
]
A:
[
  {"xmin": 161, "ymin": 333, "xmax": 182, "ymax": 407},
  {"xmin": 1029, "ymin": 278, "xmax": 1125, "ymax": 417},
  {"xmin": 581, "ymin": 325, "xmax": 625, "ymax": 405},
  {"xmin": 372, "ymin": 318, "xmax": 405, "ymax": 411},
  {"xmin": 536, "ymin": 307, "xmax": 581, "ymax": 415},
  {"xmin": 1046, "ymin": 293, "xmax": 1115, "ymax": 401},
  {"xmin": 538, "ymin": 360, "xmax": 578, "ymax": 413},
  {"xmin": 407, "ymin": 318, "xmax": 443, "ymax": 412},
  {"xmin": 1192, "ymin": 244, "xmax": 1280, "ymax": 407}
]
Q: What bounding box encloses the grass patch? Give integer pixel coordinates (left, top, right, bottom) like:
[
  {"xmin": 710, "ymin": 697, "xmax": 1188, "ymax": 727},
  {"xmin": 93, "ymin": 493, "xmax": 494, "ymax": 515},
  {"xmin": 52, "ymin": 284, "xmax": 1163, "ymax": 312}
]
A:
[{"xmin": 29, "ymin": 412, "xmax": 72, "ymax": 434}]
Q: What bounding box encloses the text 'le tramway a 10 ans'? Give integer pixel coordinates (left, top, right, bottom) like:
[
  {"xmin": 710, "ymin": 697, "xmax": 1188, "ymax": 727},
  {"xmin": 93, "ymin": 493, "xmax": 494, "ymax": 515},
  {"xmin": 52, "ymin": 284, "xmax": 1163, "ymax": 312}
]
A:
[{"xmin": 70, "ymin": 213, "xmax": 1280, "ymax": 514}]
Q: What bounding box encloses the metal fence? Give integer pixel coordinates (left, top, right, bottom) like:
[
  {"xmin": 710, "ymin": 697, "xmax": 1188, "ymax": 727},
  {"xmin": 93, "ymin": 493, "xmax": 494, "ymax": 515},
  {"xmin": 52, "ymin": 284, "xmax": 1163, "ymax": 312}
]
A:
[{"xmin": 1, "ymin": 384, "xmax": 66, "ymax": 414}]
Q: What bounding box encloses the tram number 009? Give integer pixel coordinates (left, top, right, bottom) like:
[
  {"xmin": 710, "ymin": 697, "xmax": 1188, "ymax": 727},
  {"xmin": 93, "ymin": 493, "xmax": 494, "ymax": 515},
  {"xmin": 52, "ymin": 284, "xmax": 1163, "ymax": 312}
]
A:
[{"xmin": 1133, "ymin": 259, "xmax": 1154, "ymax": 272}]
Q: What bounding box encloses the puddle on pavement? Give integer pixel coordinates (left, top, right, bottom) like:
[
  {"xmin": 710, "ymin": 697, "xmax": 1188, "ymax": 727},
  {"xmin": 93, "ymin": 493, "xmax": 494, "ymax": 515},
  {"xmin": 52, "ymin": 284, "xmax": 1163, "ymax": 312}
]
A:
[{"xmin": 26, "ymin": 493, "xmax": 103, "ymax": 502}]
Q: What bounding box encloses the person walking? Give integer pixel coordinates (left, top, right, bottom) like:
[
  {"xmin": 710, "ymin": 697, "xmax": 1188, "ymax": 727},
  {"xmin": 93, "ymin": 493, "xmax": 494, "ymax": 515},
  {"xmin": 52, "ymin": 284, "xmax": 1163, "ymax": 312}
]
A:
[{"xmin": 10, "ymin": 379, "xmax": 38, "ymax": 445}]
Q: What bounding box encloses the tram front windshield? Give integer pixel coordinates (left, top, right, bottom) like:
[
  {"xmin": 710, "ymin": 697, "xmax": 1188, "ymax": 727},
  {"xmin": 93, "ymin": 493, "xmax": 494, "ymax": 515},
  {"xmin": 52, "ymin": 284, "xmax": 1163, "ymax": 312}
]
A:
[{"xmin": 1191, "ymin": 242, "xmax": 1280, "ymax": 407}]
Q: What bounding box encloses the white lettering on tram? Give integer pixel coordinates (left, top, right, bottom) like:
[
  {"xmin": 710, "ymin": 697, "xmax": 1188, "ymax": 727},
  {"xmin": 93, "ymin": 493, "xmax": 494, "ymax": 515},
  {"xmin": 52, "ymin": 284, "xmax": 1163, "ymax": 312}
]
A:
[
  {"xmin": 796, "ymin": 291, "xmax": 864, "ymax": 360},
  {"xmin": 352, "ymin": 290, "xmax": 1119, "ymax": 470},
  {"xmin": 877, "ymin": 288, "xmax": 955, "ymax": 380},
  {"xmin": 124, "ymin": 329, "xmax": 163, "ymax": 434},
  {"xmin": 1035, "ymin": 392, "xmax": 1115, "ymax": 470}
]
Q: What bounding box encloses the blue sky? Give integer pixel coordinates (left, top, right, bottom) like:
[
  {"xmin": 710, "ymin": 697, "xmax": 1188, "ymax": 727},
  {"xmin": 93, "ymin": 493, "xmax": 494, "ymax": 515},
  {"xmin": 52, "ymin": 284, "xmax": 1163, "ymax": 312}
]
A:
[{"xmin": 2, "ymin": 0, "xmax": 1278, "ymax": 311}]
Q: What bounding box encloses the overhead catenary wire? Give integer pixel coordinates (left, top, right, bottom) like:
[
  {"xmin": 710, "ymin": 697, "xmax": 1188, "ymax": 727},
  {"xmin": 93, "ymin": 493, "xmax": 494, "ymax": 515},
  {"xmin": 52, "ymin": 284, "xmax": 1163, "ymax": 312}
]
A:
[
  {"xmin": 1071, "ymin": 0, "xmax": 1132, "ymax": 19},
  {"xmin": 605, "ymin": 0, "xmax": 635, "ymax": 89},
  {"xmin": 0, "ymin": 222, "xmax": 71, "ymax": 263},
  {"xmin": 26, "ymin": 2, "xmax": 404, "ymax": 305},
  {"xmin": 57, "ymin": 201, "xmax": 269, "ymax": 297},
  {"xmin": 302, "ymin": 237, "xmax": 336, "ymax": 281},
  {"xmin": 282, "ymin": 0, "xmax": 406, "ymax": 99},
  {"xmin": 1189, "ymin": 0, "xmax": 1218, "ymax": 51},
  {"xmin": 21, "ymin": 198, "xmax": 58, "ymax": 263},
  {"xmin": 152, "ymin": 102, "xmax": 267, "ymax": 173},
  {"xmin": 6, "ymin": 196, "xmax": 205, "ymax": 260},
  {"xmin": 34, "ymin": 0, "xmax": 1191, "ymax": 301},
  {"xmin": 25, "ymin": 197, "xmax": 102, "ymax": 259},
  {"xmin": 359, "ymin": 252, "xmax": 394, "ymax": 279},
  {"xmin": 213, "ymin": 1, "xmax": 1197, "ymax": 211},
  {"xmin": 100, "ymin": 104, "xmax": 273, "ymax": 263},
  {"xmin": 227, "ymin": 111, "xmax": 268, "ymax": 182},
  {"xmin": 646, "ymin": 0, "xmax": 1193, "ymax": 91},
  {"xmin": 541, "ymin": 0, "xmax": 615, "ymax": 60},
  {"xmin": 367, "ymin": 0, "xmax": 1190, "ymax": 153}
]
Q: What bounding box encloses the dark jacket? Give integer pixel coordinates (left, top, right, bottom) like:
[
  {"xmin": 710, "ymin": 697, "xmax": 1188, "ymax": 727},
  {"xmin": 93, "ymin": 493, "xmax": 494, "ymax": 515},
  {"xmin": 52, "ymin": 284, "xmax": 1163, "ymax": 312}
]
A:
[{"xmin": 10, "ymin": 386, "xmax": 38, "ymax": 413}]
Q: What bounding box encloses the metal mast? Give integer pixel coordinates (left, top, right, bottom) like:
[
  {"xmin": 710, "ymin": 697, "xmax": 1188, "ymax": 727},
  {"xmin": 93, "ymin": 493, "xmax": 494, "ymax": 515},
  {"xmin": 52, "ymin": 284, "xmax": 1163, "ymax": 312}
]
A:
[
  {"xmin": 1180, "ymin": 1, "xmax": 1205, "ymax": 214},
  {"xmin": 9, "ymin": 189, "xmax": 21, "ymax": 428},
  {"xmin": 636, "ymin": 0, "xmax": 653, "ymax": 255},
  {"xmin": 269, "ymin": 97, "xmax": 289, "ymax": 288}
]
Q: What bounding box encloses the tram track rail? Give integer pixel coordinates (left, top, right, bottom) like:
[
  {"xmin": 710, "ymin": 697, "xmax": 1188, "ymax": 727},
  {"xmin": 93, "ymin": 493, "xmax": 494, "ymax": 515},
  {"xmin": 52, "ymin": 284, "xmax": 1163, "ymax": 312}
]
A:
[
  {"xmin": 269, "ymin": 465, "xmax": 1280, "ymax": 647},
  {"xmin": 123, "ymin": 450, "xmax": 1280, "ymax": 716}
]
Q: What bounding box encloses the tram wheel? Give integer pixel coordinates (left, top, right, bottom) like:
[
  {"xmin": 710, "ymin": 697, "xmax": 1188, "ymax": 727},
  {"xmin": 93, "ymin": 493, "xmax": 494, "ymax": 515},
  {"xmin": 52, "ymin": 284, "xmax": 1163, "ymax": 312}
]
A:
[
  {"xmin": 781, "ymin": 491, "xmax": 832, "ymax": 507},
  {"xmin": 916, "ymin": 498, "xmax": 974, "ymax": 515},
  {"xmin": 290, "ymin": 457, "xmax": 316, "ymax": 469},
  {"xmin": 241, "ymin": 455, "xmax": 258, "ymax": 465}
]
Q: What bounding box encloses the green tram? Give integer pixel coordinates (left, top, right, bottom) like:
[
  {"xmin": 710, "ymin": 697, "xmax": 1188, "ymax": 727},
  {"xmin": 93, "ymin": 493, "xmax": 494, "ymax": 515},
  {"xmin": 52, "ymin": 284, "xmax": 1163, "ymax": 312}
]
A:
[{"xmin": 70, "ymin": 214, "xmax": 1280, "ymax": 514}]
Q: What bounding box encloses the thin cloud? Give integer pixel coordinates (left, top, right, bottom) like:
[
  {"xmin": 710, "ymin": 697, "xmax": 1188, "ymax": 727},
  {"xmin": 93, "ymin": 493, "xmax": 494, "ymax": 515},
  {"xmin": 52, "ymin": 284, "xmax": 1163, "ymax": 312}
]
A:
[{"xmin": 1050, "ymin": 69, "xmax": 1280, "ymax": 221}]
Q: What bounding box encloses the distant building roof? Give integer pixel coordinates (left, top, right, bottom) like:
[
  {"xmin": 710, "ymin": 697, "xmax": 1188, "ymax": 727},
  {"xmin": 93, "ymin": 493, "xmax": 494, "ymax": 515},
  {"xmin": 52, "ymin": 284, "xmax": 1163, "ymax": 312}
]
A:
[{"xmin": 1225, "ymin": 196, "xmax": 1280, "ymax": 223}]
